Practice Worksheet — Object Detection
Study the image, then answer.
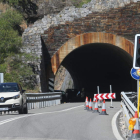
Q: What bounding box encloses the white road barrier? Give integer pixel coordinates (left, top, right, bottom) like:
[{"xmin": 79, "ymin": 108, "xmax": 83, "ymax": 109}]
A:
[
  {"xmin": 119, "ymin": 92, "xmax": 138, "ymax": 139},
  {"xmin": 94, "ymin": 93, "xmax": 116, "ymax": 100},
  {"xmin": 121, "ymin": 92, "xmax": 138, "ymax": 127}
]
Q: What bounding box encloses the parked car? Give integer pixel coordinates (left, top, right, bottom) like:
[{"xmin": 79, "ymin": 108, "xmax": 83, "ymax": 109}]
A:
[
  {"xmin": 0, "ymin": 83, "xmax": 28, "ymax": 114},
  {"xmin": 54, "ymin": 90, "xmax": 66, "ymax": 102},
  {"xmin": 65, "ymin": 89, "xmax": 79, "ymax": 101}
]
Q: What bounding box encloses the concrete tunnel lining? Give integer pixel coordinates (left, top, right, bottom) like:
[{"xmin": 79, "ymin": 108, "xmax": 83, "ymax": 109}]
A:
[{"xmin": 61, "ymin": 43, "xmax": 136, "ymax": 101}]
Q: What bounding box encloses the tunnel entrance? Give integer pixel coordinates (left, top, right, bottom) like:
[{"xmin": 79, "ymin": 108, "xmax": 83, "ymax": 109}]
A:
[{"xmin": 61, "ymin": 43, "xmax": 136, "ymax": 101}]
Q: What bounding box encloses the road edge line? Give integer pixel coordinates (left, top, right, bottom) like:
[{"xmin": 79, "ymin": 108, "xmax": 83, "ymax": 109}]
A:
[{"xmin": 112, "ymin": 109, "xmax": 124, "ymax": 140}]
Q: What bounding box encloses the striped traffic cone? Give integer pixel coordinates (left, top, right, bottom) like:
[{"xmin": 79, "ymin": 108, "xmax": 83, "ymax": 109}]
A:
[
  {"xmin": 99, "ymin": 100, "xmax": 108, "ymax": 115},
  {"xmin": 93, "ymin": 99, "xmax": 100, "ymax": 113},
  {"xmin": 129, "ymin": 111, "xmax": 140, "ymax": 140},
  {"xmin": 93, "ymin": 98, "xmax": 96, "ymax": 103},
  {"xmin": 86, "ymin": 97, "xmax": 89, "ymax": 110},
  {"xmin": 88, "ymin": 98, "xmax": 93, "ymax": 111}
]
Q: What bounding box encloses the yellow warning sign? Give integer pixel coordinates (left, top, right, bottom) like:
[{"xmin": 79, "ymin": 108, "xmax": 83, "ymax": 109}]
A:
[
  {"xmin": 137, "ymin": 69, "xmax": 140, "ymax": 76},
  {"xmin": 129, "ymin": 125, "xmax": 134, "ymax": 130}
]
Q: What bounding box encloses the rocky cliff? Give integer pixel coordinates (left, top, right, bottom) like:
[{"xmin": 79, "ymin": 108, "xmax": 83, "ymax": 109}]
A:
[{"xmin": 54, "ymin": 66, "xmax": 74, "ymax": 91}]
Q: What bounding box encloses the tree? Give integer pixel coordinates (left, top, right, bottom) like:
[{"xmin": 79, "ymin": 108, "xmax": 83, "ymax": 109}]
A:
[
  {"xmin": 0, "ymin": 0, "xmax": 38, "ymax": 23},
  {"xmin": 0, "ymin": 9, "xmax": 39, "ymax": 92},
  {"xmin": 0, "ymin": 9, "xmax": 23, "ymax": 62},
  {"xmin": 0, "ymin": 54, "xmax": 37, "ymax": 90}
]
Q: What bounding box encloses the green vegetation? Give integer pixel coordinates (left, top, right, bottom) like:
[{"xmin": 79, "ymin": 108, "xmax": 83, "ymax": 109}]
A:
[
  {"xmin": 0, "ymin": 0, "xmax": 26, "ymax": 5},
  {"xmin": 0, "ymin": 0, "xmax": 38, "ymax": 23},
  {"xmin": 0, "ymin": 10, "xmax": 23, "ymax": 63},
  {"xmin": 0, "ymin": 9, "xmax": 38, "ymax": 92},
  {"xmin": 72, "ymin": 0, "xmax": 91, "ymax": 8}
]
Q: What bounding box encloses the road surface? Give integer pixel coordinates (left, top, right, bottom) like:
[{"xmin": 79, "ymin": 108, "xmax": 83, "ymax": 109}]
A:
[{"xmin": 0, "ymin": 102, "xmax": 121, "ymax": 140}]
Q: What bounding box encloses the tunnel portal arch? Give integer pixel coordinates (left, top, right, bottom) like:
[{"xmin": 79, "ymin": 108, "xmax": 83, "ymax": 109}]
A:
[
  {"xmin": 51, "ymin": 32, "xmax": 135, "ymax": 100},
  {"xmin": 51, "ymin": 32, "xmax": 134, "ymax": 74}
]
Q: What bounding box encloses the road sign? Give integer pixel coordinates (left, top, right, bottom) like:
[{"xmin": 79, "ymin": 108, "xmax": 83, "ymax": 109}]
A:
[
  {"xmin": 130, "ymin": 68, "xmax": 140, "ymax": 80},
  {"xmin": 137, "ymin": 69, "xmax": 140, "ymax": 76},
  {"xmin": 94, "ymin": 93, "xmax": 116, "ymax": 100},
  {"xmin": 133, "ymin": 34, "xmax": 140, "ymax": 69}
]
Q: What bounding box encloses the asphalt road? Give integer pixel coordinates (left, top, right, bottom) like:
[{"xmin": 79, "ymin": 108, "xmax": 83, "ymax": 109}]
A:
[{"xmin": 0, "ymin": 102, "xmax": 121, "ymax": 140}]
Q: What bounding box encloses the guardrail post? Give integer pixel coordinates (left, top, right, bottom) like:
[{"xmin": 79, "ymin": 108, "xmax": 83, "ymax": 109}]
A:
[
  {"xmin": 39, "ymin": 97, "xmax": 40, "ymax": 108},
  {"xmin": 42, "ymin": 96, "xmax": 43, "ymax": 108},
  {"xmin": 29, "ymin": 97, "xmax": 31, "ymax": 110},
  {"xmin": 41, "ymin": 97, "xmax": 43, "ymax": 108},
  {"xmin": 34, "ymin": 97, "xmax": 36, "ymax": 109},
  {"xmin": 45, "ymin": 96, "xmax": 46, "ymax": 107},
  {"xmin": 43, "ymin": 96, "xmax": 44, "ymax": 108}
]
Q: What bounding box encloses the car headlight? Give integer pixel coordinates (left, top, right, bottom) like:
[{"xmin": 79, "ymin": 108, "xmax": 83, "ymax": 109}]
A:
[{"xmin": 13, "ymin": 94, "xmax": 20, "ymax": 99}]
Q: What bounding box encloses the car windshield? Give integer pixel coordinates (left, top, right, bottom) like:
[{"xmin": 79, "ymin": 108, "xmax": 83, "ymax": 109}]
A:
[{"xmin": 0, "ymin": 83, "xmax": 19, "ymax": 92}]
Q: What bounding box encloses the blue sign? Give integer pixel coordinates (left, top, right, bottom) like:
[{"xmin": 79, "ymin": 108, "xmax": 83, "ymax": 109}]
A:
[{"xmin": 131, "ymin": 68, "xmax": 140, "ymax": 80}]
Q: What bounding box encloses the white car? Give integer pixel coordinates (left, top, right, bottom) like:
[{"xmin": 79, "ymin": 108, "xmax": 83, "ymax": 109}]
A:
[{"xmin": 0, "ymin": 83, "xmax": 28, "ymax": 114}]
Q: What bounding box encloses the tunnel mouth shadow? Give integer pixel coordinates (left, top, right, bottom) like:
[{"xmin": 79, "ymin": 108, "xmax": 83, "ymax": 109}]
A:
[{"xmin": 60, "ymin": 43, "xmax": 136, "ymax": 101}]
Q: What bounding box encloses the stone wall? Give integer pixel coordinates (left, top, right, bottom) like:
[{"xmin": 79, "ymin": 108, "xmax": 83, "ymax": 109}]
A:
[
  {"xmin": 31, "ymin": 0, "xmax": 67, "ymax": 19},
  {"xmin": 23, "ymin": 0, "xmax": 140, "ymax": 59},
  {"xmin": 42, "ymin": 1, "xmax": 140, "ymax": 58},
  {"xmin": 22, "ymin": 0, "xmax": 140, "ymax": 91}
]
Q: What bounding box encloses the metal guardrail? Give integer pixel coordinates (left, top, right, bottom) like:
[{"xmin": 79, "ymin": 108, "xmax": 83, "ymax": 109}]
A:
[
  {"xmin": 26, "ymin": 92, "xmax": 62, "ymax": 110},
  {"xmin": 121, "ymin": 91, "xmax": 138, "ymax": 127}
]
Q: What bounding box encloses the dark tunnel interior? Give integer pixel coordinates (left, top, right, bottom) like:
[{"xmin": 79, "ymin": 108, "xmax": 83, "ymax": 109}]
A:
[{"xmin": 61, "ymin": 43, "xmax": 137, "ymax": 101}]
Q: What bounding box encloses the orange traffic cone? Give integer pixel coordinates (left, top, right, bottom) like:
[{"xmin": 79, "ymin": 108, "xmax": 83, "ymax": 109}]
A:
[
  {"xmin": 88, "ymin": 98, "xmax": 93, "ymax": 111},
  {"xmin": 99, "ymin": 100, "xmax": 108, "ymax": 115},
  {"xmin": 93, "ymin": 99, "xmax": 100, "ymax": 113},
  {"xmin": 93, "ymin": 98, "xmax": 96, "ymax": 103},
  {"xmin": 85, "ymin": 96, "xmax": 87, "ymax": 105},
  {"xmin": 86, "ymin": 97, "xmax": 89, "ymax": 110},
  {"xmin": 129, "ymin": 111, "xmax": 140, "ymax": 140}
]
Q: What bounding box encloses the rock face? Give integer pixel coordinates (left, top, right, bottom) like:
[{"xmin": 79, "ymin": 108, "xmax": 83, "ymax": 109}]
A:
[
  {"xmin": 54, "ymin": 66, "xmax": 74, "ymax": 91},
  {"xmin": 54, "ymin": 65, "xmax": 65, "ymax": 90},
  {"xmin": 60, "ymin": 69, "xmax": 74, "ymax": 92},
  {"xmin": 31, "ymin": 0, "xmax": 67, "ymax": 19},
  {"xmin": 23, "ymin": 0, "xmax": 140, "ymax": 58},
  {"xmin": 22, "ymin": 0, "xmax": 140, "ymax": 91}
]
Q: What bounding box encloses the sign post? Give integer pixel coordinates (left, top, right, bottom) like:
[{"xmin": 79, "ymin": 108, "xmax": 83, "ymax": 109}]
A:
[
  {"xmin": 131, "ymin": 68, "xmax": 140, "ymax": 117},
  {"xmin": 138, "ymin": 80, "xmax": 140, "ymax": 118},
  {"xmin": 132, "ymin": 34, "xmax": 140, "ymax": 118},
  {"xmin": 0, "ymin": 73, "xmax": 4, "ymax": 83},
  {"xmin": 97, "ymin": 86, "xmax": 99, "ymax": 94},
  {"xmin": 136, "ymin": 69, "xmax": 140, "ymax": 118},
  {"xmin": 110, "ymin": 85, "xmax": 114, "ymax": 108},
  {"xmin": 137, "ymin": 80, "xmax": 139, "ymax": 103},
  {"xmin": 97, "ymin": 86, "xmax": 101, "ymax": 108}
]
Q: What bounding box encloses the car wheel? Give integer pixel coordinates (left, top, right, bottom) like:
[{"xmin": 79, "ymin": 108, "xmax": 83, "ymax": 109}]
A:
[
  {"xmin": 23, "ymin": 103, "xmax": 28, "ymax": 114},
  {"xmin": 18, "ymin": 107, "xmax": 23, "ymax": 114},
  {"xmin": 18, "ymin": 101, "xmax": 24, "ymax": 114}
]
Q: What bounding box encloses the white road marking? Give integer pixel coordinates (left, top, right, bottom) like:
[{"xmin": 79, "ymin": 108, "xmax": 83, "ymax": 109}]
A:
[
  {"xmin": 112, "ymin": 109, "xmax": 124, "ymax": 140},
  {"xmin": 0, "ymin": 105, "xmax": 84, "ymax": 126},
  {"xmin": 0, "ymin": 137, "xmax": 66, "ymax": 140}
]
